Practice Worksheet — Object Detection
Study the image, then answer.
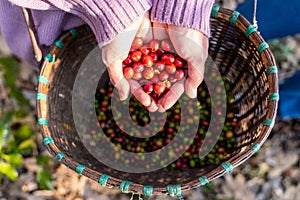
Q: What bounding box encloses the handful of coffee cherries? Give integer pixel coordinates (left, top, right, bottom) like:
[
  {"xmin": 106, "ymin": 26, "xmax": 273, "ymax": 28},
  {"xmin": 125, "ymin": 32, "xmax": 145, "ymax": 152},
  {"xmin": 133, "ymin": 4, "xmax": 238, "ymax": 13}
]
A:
[{"xmin": 122, "ymin": 38, "xmax": 188, "ymax": 102}]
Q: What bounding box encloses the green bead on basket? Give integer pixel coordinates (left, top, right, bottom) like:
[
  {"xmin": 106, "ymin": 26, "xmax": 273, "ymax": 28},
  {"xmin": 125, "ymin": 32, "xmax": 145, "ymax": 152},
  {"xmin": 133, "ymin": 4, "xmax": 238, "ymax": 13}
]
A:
[
  {"xmin": 264, "ymin": 118, "xmax": 275, "ymax": 127},
  {"xmin": 55, "ymin": 152, "xmax": 65, "ymax": 162},
  {"xmin": 251, "ymin": 143, "xmax": 261, "ymax": 153},
  {"xmin": 36, "ymin": 93, "xmax": 47, "ymax": 101},
  {"xmin": 45, "ymin": 53, "xmax": 55, "ymax": 63},
  {"xmin": 43, "ymin": 137, "xmax": 54, "ymax": 145},
  {"xmin": 75, "ymin": 164, "xmax": 86, "ymax": 175},
  {"xmin": 37, "ymin": 75, "xmax": 48, "ymax": 85},
  {"xmin": 211, "ymin": 5, "xmax": 220, "ymax": 18},
  {"xmin": 143, "ymin": 185, "xmax": 153, "ymax": 196},
  {"xmin": 120, "ymin": 180, "xmax": 132, "ymax": 193},
  {"xmin": 54, "ymin": 40, "xmax": 64, "ymax": 49},
  {"xmin": 230, "ymin": 11, "xmax": 240, "ymax": 26},
  {"xmin": 245, "ymin": 24, "xmax": 257, "ymax": 37},
  {"xmin": 258, "ymin": 42, "xmax": 269, "ymax": 53},
  {"xmin": 221, "ymin": 161, "xmax": 233, "ymax": 174},
  {"xmin": 69, "ymin": 28, "xmax": 78, "ymax": 37},
  {"xmin": 38, "ymin": 118, "xmax": 48, "ymax": 125},
  {"xmin": 98, "ymin": 174, "xmax": 110, "ymax": 186},
  {"xmin": 199, "ymin": 176, "xmax": 209, "ymax": 186},
  {"xmin": 167, "ymin": 184, "xmax": 183, "ymax": 198},
  {"xmin": 269, "ymin": 93, "xmax": 280, "ymax": 101},
  {"xmin": 267, "ymin": 66, "xmax": 278, "ymax": 75}
]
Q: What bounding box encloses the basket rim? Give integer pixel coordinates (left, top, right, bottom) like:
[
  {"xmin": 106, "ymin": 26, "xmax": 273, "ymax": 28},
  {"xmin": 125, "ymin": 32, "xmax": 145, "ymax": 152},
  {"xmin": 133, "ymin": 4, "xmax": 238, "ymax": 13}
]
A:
[{"xmin": 36, "ymin": 6, "xmax": 279, "ymax": 197}]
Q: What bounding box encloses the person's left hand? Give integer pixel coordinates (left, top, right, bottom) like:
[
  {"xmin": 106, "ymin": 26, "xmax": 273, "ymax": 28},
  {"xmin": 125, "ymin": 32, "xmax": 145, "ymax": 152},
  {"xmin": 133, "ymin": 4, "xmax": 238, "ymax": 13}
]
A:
[
  {"xmin": 152, "ymin": 22, "xmax": 209, "ymax": 112},
  {"xmin": 102, "ymin": 12, "xmax": 158, "ymax": 112}
]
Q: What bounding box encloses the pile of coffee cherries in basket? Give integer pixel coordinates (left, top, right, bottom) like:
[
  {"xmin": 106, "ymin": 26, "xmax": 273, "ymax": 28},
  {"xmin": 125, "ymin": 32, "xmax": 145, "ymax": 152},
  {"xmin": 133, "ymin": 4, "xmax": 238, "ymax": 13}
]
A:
[
  {"xmin": 122, "ymin": 38, "xmax": 187, "ymax": 101},
  {"xmin": 95, "ymin": 69, "xmax": 239, "ymax": 170}
]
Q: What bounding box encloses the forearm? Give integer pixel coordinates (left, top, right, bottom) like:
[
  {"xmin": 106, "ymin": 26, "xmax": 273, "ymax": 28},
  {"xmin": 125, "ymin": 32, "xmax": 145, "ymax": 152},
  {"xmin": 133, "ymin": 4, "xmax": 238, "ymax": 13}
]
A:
[
  {"xmin": 10, "ymin": 0, "xmax": 152, "ymax": 46},
  {"xmin": 151, "ymin": 0, "xmax": 214, "ymax": 37}
]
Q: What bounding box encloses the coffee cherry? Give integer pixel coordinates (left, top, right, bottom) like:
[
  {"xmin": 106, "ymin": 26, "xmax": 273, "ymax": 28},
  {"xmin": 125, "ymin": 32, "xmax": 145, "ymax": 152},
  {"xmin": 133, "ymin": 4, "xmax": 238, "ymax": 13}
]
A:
[
  {"xmin": 149, "ymin": 39, "xmax": 160, "ymax": 52},
  {"xmin": 122, "ymin": 38, "xmax": 189, "ymax": 102},
  {"xmin": 132, "ymin": 62, "xmax": 144, "ymax": 73},
  {"xmin": 166, "ymin": 64, "xmax": 176, "ymax": 74},
  {"xmin": 143, "ymin": 82, "xmax": 153, "ymax": 94},
  {"xmin": 161, "ymin": 54, "xmax": 175, "ymax": 65},
  {"xmin": 149, "ymin": 52, "xmax": 159, "ymax": 62},
  {"xmin": 159, "ymin": 71, "xmax": 169, "ymax": 81},
  {"xmin": 165, "ymin": 81, "xmax": 171, "ymax": 89},
  {"xmin": 131, "ymin": 50, "xmax": 142, "ymax": 62},
  {"xmin": 174, "ymin": 57, "xmax": 185, "ymax": 68},
  {"xmin": 161, "ymin": 39, "xmax": 173, "ymax": 52},
  {"xmin": 154, "ymin": 82, "xmax": 166, "ymax": 94},
  {"xmin": 122, "ymin": 55, "xmax": 133, "ymax": 66},
  {"xmin": 140, "ymin": 45, "xmax": 150, "ymax": 55},
  {"xmin": 143, "ymin": 67, "xmax": 155, "ymax": 80},
  {"xmin": 175, "ymin": 69, "xmax": 184, "ymax": 80},
  {"xmin": 151, "ymin": 75, "xmax": 159, "ymax": 83},
  {"xmin": 157, "ymin": 48, "xmax": 165, "ymax": 55},
  {"xmin": 154, "ymin": 62, "xmax": 165, "ymax": 72},
  {"xmin": 132, "ymin": 72, "xmax": 142, "ymax": 80},
  {"xmin": 123, "ymin": 67, "xmax": 134, "ymax": 79},
  {"xmin": 169, "ymin": 76, "xmax": 177, "ymax": 83},
  {"xmin": 226, "ymin": 131, "xmax": 233, "ymax": 138},
  {"xmin": 142, "ymin": 55, "xmax": 154, "ymax": 67},
  {"xmin": 131, "ymin": 37, "xmax": 143, "ymax": 49},
  {"xmin": 150, "ymin": 93, "xmax": 160, "ymax": 101}
]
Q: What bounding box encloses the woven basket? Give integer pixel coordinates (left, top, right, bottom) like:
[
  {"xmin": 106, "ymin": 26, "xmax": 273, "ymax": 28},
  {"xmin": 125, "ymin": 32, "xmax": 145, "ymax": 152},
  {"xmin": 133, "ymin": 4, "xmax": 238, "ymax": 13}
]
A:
[{"xmin": 36, "ymin": 6, "xmax": 278, "ymax": 198}]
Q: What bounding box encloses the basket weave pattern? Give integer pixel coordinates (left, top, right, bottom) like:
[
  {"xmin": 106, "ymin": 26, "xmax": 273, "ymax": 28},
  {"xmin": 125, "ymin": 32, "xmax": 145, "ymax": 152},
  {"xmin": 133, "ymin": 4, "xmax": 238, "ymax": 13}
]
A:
[{"xmin": 36, "ymin": 6, "xmax": 278, "ymax": 197}]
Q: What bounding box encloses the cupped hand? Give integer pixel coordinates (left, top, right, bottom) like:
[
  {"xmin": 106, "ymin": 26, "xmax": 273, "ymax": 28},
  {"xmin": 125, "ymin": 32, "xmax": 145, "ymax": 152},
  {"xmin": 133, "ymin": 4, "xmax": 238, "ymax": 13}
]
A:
[
  {"xmin": 102, "ymin": 12, "xmax": 158, "ymax": 112},
  {"xmin": 152, "ymin": 22, "xmax": 209, "ymax": 112}
]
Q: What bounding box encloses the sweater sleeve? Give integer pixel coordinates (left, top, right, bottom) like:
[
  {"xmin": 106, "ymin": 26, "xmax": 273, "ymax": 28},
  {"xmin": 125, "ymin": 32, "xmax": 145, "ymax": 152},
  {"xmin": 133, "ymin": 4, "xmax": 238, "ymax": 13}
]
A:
[
  {"xmin": 10, "ymin": 0, "xmax": 152, "ymax": 47},
  {"xmin": 151, "ymin": 0, "xmax": 214, "ymax": 37}
]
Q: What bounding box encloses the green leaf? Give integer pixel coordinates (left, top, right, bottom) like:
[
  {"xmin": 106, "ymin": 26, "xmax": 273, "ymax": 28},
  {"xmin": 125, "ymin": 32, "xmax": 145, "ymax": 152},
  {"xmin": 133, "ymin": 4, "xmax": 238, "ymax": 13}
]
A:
[
  {"xmin": 36, "ymin": 155, "xmax": 50, "ymax": 166},
  {"xmin": 17, "ymin": 138, "xmax": 35, "ymax": 152},
  {"xmin": 0, "ymin": 111, "xmax": 13, "ymax": 150},
  {"xmin": 0, "ymin": 111, "xmax": 13, "ymax": 136},
  {"xmin": 10, "ymin": 89, "xmax": 30, "ymax": 106},
  {"xmin": 15, "ymin": 109, "xmax": 28, "ymax": 119},
  {"xmin": 1, "ymin": 153, "xmax": 22, "ymax": 167},
  {"xmin": 0, "ymin": 172, "xmax": 3, "ymax": 182},
  {"xmin": 0, "ymin": 162, "xmax": 18, "ymax": 180},
  {"xmin": 0, "ymin": 57, "xmax": 29, "ymax": 106},
  {"xmin": 0, "ymin": 57, "xmax": 19, "ymax": 89},
  {"xmin": 14, "ymin": 124, "xmax": 34, "ymax": 141},
  {"xmin": 0, "ymin": 125, "xmax": 10, "ymax": 150},
  {"xmin": 4, "ymin": 140, "xmax": 18, "ymax": 154},
  {"xmin": 0, "ymin": 110, "xmax": 14, "ymax": 125},
  {"xmin": 202, "ymin": 182, "xmax": 215, "ymax": 193},
  {"xmin": 36, "ymin": 169, "xmax": 54, "ymax": 190}
]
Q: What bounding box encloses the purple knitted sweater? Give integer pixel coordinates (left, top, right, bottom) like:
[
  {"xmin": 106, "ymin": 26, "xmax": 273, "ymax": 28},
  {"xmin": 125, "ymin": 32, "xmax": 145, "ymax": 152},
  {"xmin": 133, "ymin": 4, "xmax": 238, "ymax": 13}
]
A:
[{"xmin": 0, "ymin": 0, "xmax": 214, "ymax": 67}]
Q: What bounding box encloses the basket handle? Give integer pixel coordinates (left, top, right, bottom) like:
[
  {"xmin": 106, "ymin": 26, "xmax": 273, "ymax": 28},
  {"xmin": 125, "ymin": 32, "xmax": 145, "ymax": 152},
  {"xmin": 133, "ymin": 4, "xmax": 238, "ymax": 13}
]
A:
[{"xmin": 21, "ymin": 7, "xmax": 43, "ymax": 64}]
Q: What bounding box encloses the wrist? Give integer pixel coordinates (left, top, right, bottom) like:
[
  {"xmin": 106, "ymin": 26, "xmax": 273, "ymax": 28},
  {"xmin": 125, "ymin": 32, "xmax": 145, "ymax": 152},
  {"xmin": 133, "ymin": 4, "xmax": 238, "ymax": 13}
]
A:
[{"xmin": 151, "ymin": 0, "xmax": 214, "ymax": 37}]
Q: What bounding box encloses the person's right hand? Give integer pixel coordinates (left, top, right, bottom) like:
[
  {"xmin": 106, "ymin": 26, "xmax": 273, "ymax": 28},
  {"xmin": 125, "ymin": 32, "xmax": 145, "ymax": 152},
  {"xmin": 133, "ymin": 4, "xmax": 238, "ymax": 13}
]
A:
[
  {"xmin": 152, "ymin": 22, "xmax": 209, "ymax": 112},
  {"xmin": 102, "ymin": 12, "xmax": 158, "ymax": 112}
]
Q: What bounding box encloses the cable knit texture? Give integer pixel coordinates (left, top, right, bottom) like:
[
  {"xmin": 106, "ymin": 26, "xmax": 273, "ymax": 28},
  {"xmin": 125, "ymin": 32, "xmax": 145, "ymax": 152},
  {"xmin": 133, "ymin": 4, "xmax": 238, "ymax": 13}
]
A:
[{"xmin": 151, "ymin": 0, "xmax": 214, "ymax": 37}]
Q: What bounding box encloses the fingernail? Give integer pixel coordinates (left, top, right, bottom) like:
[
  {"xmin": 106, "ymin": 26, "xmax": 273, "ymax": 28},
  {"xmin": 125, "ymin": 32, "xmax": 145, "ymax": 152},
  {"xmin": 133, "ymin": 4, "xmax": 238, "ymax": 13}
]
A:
[
  {"xmin": 119, "ymin": 90, "xmax": 128, "ymax": 101},
  {"xmin": 186, "ymin": 81, "xmax": 197, "ymax": 98},
  {"xmin": 190, "ymin": 88, "xmax": 197, "ymax": 98},
  {"xmin": 148, "ymin": 103, "xmax": 158, "ymax": 112},
  {"xmin": 158, "ymin": 104, "xmax": 166, "ymax": 113}
]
